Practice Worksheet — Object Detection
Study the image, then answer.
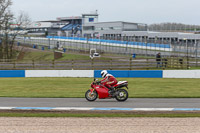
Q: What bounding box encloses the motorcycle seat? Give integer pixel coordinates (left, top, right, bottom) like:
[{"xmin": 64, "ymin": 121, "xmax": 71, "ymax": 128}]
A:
[
  {"xmin": 114, "ymin": 81, "xmax": 128, "ymax": 88},
  {"xmin": 117, "ymin": 81, "xmax": 127, "ymax": 85}
]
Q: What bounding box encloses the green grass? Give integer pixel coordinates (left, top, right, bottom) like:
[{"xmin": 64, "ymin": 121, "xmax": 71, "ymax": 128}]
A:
[
  {"xmin": 22, "ymin": 51, "xmax": 111, "ymax": 61},
  {"xmin": 0, "ymin": 78, "xmax": 200, "ymax": 98},
  {"xmin": 190, "ymin": 66, "xmax": 200, "ymax": 70},
  {"xmin": 23, "ymin": 52, "xmax": 91, "ymax": 61}
]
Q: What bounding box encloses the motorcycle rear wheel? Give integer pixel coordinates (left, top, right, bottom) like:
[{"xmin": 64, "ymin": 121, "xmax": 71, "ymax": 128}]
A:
[
  {"xmin": 115, "ymin": 89, "xmax": 128, "ymax": 102},
  {"xmin": 85, "ymin": 90, "xmax": 98, "ymax": 102}
]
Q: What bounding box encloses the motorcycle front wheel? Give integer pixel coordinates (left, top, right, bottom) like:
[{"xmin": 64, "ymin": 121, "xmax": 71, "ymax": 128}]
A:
[
  {"xmin": 115, "ymin": 89, "xmax": 128, "ymax": 102},
  {"xmin": 85, "ymin": 90, "xmax": 98, "ymax": 102}
]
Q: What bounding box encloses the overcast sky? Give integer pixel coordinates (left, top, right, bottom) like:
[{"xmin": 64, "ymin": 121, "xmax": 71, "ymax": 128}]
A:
[{"xmin": 11, "ymin": 0, "xmax": 200, "ymax": 25}]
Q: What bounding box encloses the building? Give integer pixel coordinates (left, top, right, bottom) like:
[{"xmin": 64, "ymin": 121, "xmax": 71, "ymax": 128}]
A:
[
  {"xmin": 27, "ymin": 11, "xmax": 147, "ymax": 37},
  {"xmin": 83, "ymin": 21, "xmax": 147, "ymax": 39},
  {"xmin": 27, "ymin": 20, "xmax": 68, "ymax": 36},
  {"xmin": 26, "ymin": 12, "xmax": 200, "ymax": 44}
]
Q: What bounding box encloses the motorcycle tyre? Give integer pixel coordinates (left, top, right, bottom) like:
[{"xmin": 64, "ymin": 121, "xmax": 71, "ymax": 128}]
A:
[
  {"xmin": 115, "ymin": 89, "xmax": 128, "ymax": 102},
  {"xmin": 85, "ymin": 90, "xmax": 98, "ymax": 102}
]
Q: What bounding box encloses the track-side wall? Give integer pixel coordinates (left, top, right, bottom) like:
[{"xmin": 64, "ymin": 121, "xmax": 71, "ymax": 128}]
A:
[{"xmin": 1, "ymin": 70, "xmax": 200, "ymax": 78}]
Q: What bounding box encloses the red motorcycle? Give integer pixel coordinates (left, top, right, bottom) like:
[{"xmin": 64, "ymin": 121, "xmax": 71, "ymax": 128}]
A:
[{"xmin": 85, "ymin": 79, "xmax": 129, "ymax": 102}]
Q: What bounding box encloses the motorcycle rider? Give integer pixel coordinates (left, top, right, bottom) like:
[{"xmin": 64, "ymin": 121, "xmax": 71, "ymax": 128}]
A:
[{"xmin": 100, "ymin": 70, "xmax": 118, "ymax": 95}]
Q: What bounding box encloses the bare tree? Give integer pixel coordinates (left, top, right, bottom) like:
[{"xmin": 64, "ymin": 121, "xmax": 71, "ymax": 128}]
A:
[
  {"xmin": 148, "ymin": 22, "xmax": 200, "ymax": 32},
  {"xmin": 0, "ymin": 0, "xmax": 13, "ymax": 59},
  {"xmin": 9, "ymin": 11, "xmax": 31, "ymax": 59},
  {"xmin": 0, "ymin": 0, "xmax": 31, "ymax": 60}
]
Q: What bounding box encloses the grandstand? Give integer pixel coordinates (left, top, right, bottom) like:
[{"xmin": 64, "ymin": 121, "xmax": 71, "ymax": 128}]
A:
[{"xmin": 57, "ymin": 16, "xmax": 82, "ymax": 36}]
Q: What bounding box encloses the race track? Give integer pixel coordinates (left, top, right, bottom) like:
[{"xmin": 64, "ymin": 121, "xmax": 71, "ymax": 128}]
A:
[{"xmin": 1, "ymin": 98, "xmax": 200, "ymax": 108}]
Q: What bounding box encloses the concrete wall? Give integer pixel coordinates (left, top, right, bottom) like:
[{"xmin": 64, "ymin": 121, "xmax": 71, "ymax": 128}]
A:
[
  {"xmin": 25, "ymin": 70, "xmax": 94, "ymax": 78},
  {"xmin": 163, "ymin": 70, "xmax": 200, "ymax": 78},
  {"xmin": 1, "ymin": 70, "xmax": 200, "ymax": 78},
  {"xmin": 94, "ymin": 70, "xmax": 163, "ymax": 78}
]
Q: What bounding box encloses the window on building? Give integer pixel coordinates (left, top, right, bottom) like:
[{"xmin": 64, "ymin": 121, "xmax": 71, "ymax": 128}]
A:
[
  {"xmin": 113, "ymin": 27, "xmax": 122, "ymax": 30},
  {"xmin": 83, "ymin": 26, "xmax": 94, "ymax": 31},
  {"xmin": 103, "ymin": 27, "xmax": 109, "ymax": 30}
]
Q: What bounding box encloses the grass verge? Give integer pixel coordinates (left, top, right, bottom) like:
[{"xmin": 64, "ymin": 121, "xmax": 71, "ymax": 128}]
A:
[
  {"xmin": 0, "ymin": 78, "xmax": 200, "ymax": 98},
  {"xmin": 23, "ymin": 52, "xmax": 91, "ymax": 60},
  {"xmin": 1, "ymin": 111, "xmax": 200, "ymax": 117}
]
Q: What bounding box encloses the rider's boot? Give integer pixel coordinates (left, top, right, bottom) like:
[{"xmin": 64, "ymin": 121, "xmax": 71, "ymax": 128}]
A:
[{"xmin": 108, "ymin": 87, "xmax": 115, "ymax": 96}]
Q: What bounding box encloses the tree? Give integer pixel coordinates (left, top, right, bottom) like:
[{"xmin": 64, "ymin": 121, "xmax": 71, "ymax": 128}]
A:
[
  {"xmin": 9, "ymin": 11, "xmax": 31, "ymax": 59},
  {"xmin": 0, "ymin": 0, "xmax": 31, "ymax": 60},
  {"xmin": 0, "ymin": 0, "xmax": 13, "ymax": 59},
  {"xmin": 148, "ymin": 22, "xmax": 200, "ymax": 32}
]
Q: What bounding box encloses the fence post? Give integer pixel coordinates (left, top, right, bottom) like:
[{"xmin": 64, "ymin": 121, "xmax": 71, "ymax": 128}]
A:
[
  {"xmin": 129, "ymin": 57, "xmax": 132, "ymax": 70},
  {"xmin": 146, "ymin": 58, "xmax": 149, "ymax": 70},
  {"xmin": 32, "ymin": 60, "xmax": 35, "ymax": 69},
  {"xmin": 91, "ymin": 59, "xmax": 94, "ymax": 70},
  {"xmin": 13, "ymin": 61, "xmax": 16, "ymax": 69},
  {"xmin": 52, "ymin": 60, "xmax": 55, "ymax": 68},
  {"xmin": 71, "ymin": 59, "xmax": 74, "ymax": 70},
  {"xmin": 187, "ymin": 57, "xmax": 190, "ymax": 69},
  {"xmin": 110, "ymin": 59, "xmax": 113, "ymax": 70},
  {"xmin": 170, "ymin": 57, "xmax": 172, "ymax": 68}
]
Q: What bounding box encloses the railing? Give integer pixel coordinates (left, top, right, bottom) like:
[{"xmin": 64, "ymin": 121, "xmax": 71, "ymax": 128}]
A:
[
  {"xmin": 0, "ymin": 57, "xmax": 199, "ymax": 70},
  {"xmin": 16, "ymin": 36, "xmax": 200, "ymax": 59}
]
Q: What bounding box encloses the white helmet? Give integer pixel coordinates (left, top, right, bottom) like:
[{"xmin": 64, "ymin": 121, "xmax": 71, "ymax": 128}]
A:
[{"xmin": 101, "ymin": 70, "xmax": 108, "ymax": 78}]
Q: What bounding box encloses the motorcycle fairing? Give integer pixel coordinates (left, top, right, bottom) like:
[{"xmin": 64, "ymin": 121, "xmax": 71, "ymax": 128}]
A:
[{"xmin": 94, "ymin": 85, "xmax": 110, "ymax": 99}]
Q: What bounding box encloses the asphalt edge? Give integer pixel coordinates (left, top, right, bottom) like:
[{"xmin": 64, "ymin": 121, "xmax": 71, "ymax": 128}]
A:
[{"xmin": 1, "ymin": 107, "xmax": 200, "ymax": 111}]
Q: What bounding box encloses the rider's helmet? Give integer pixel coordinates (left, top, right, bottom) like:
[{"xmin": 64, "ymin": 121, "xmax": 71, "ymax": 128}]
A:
[{"xmin": 101, "ymin": 70, "xmax": 108, "ymax": 78}]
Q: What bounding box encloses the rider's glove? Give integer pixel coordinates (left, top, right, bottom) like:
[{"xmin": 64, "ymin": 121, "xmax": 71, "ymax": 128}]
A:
[{"xmin": 96, "ymin": 81, "xmax": 101, "ymax": 84}]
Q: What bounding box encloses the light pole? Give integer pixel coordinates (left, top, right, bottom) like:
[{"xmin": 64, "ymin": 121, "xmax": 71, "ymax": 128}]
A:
[
  {"xmin": 184, "ymin": 38, "xmax": 189, "ymax": 69},
  {"xmin": 145, "ymin": 36, "xmax": 147, "ymax": 57},
  {"xmin": 155, "ymin": 36, "xmax": 158, "ymax": 55},
  {"xmin": 196, "ymin": 40, "xmax": 198, "ymax": 67}
]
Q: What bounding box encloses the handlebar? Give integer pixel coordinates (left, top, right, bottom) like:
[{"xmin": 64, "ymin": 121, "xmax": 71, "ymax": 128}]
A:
[{"xmin": 93, "ymin": 80, "xmax": 101, "ymax": 85}]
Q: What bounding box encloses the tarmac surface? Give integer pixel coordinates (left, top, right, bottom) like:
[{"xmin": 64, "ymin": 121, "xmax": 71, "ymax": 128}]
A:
[{"xmin": 1, "ymin": 98, "xmax": 200, "ymax": 108}]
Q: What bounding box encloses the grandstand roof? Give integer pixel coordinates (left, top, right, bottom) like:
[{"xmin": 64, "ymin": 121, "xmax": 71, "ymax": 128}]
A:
[{"xmin": 57, "ymin": 16, "xmax": 82, "ymax": 21}]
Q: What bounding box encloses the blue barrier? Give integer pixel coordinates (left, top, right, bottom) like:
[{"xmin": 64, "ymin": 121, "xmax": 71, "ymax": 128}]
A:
[
  {"xmin": 94, "ymin": 70, "xmax": 163, "ymax": 78},
  {"xmin": 0, "ymin": 70, "xmax": 199, "ymax": 78},
  {"xmin": 0, "ymin": 70, "xmax": 25, "ymax": 78},
  {"xmin": 129, "ymin": 70, "xmax": 162, "ymax": 78},
  {"xmin": 46, "ymin": 36, "xmax": 171, "ymax": 49}
]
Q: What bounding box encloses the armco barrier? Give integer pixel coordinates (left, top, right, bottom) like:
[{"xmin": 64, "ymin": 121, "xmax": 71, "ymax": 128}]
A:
[
  {"xmin": 25, "ymin": 70, "xmax": 94, "ymax": 77},
  {"xmin": 163, "ymin": 70, "xmax": 200, "ymax": 78},
  {"xmin": 0, "ymin": 70, "xmax": 25, "ymax": 78},
  {"xmin": 1, "ymin": 70, "xmax": 200, "ymax": 78},
  {"xmin": 94, "ymin": 70, "xmax": 163, "ymax": 78}
]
